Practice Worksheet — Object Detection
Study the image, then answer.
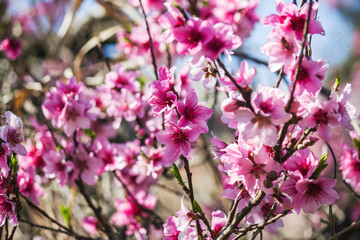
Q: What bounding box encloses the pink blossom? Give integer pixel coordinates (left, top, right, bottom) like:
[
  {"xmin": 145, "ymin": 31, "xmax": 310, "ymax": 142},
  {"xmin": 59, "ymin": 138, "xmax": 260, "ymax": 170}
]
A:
[
  {"xmin": 105, "ymin": 64, "xmax": 140, "ymax": 92},
  {"xmin": 188, "ymin": 57, "xmax": 221, "ymax": 89},
  {"xmin": 220, "ymin": 61, "xmax": 256, "ymax": 91},
  {"xmin": 235, "ymin": 85, "xmax": 291, "ymax": 147},
  {"xmin": 69, "ymin": 144, "xmax": 102, "ymax": 185},
  {"xmin": 331, "ymin": 83, "xmax": 356, "ymax": 130},
  {"xmin": 0, "ymin": 37, "xmax": 22, "ymax": 60},
  {"xmin": 287, "ymin": 59, "xmax": 328, "ymax": 96},
  {"xmin": 18, "ymin": 167, "xmax": 44, "ymax": 205},
  {"xmin": 211, "ymin": 210, "xmax": 227, "ymax": 237},
  {"xmin": 0, "ymin": 111, "xmax": 27, "ymax": 156},
  {"xmin": 283, "ymin": 149, "xmax": 319, "ymax": 178},
  {"xmin": 263, "ymin": 0, "xmax": 324, "ymax": 41},
  {"xmin": 156, "ymin": 121, "xmax": 201, "ymax": 163},
  {"xmin": 163, "ymin": 216, "xmax": 180, "ymax": 240},
  {"xmin": 0, "ymin": 194, "xmax": 17, "ymax": 226},
  {"xmin": 201, "ymin": 22, "xmax": 242, "ymax": 60},
  {"xmin": 158, "ymin": 3, "xmax": 186, "ymax": 43},
  {"xmin": 92, "ymin": 138, "xmax": 121, "ymax": 173},
  {"xmin": 292, "ymin": 177, "xmax": 339, "ymax": 213},
  {"xmin": 299, "ymin": 97, "xmax": 341, "ymax": 141},
  {"xmin": 0, "ymin": 143, "xmax": 10, "ymax": 178},
  {"xmin": 82, "ymin": 216, "xmax": 98, "ymax": 235},
  {"xmin": 177, "ymin": 89, "xmax": 213, "ymax": 132},
  {"xmin": 340, "ymin": 145, "xmax": 360, "ymax": 193},
  {"xmin": 261, "ymin": 32, "xmax": 301, "ymax": 72},
  {"xmin": 43, "ymin": 149, "xmax": 73, "ymax": 187},
  {"xmin": 173, "ymin": 18, "xmax": 213, "ymax": 56}
]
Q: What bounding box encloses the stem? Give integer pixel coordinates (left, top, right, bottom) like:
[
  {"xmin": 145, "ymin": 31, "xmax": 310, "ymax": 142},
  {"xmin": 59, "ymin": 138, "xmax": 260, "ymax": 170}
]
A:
[
  {"xmin": 19, "ymin": 219, "xmax": 93, "ymax": 240},
  {"xmin": 182, "ymin": 156, "xmax": 206, "ymax": 238},
  {"xmin": 138, "ymin": 0, "xmax": 158, "ymax": 80},
  {"xmin": 216, "ymin": 58, "xmax": 254, "ymax": 113},
  {"xmin": 329, "ymin": 220, "xmax": 360, "ymax": 240},
  {"xmin": 343, "ymin": 180, "xmax": 360, "ymax": 200},
  {"xmin": 97, "ymin": 42, "xmax": 111, "ymax": 72},
  {"xmin": 285, "ymin": 0, "xmax": 313, "ymax": 113},
  {"xmin": 250, "ymin": 202, "xmax": 277, "ymax": 240},
  {"xmin": 274, "ymin": 66, "xmax": 284, "ymax": 88},
  {"xmin": 329, "ymin": 205, "xmax": 336, "ymax": 238},
  {"xmin": 326, "ymin": 142, "xmax": 337, "ymax": 180},
  {"xmin": 217, "ymin": 191, "xmax": 266, "ymax": 240}
]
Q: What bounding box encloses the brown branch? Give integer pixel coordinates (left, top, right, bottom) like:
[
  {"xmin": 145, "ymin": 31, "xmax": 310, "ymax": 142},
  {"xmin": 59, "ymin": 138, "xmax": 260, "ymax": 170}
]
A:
[
  {"xmin": 343, "ymin": 180, "xmax": 360, "ymax": 200},
  {"xmin": 217, "ymin": 191, "xmax": 266, "ymax": 240},
  {"xmin": 274, "ymin": 66, "xmax": 285, "ymax": 88},
  {"xmin": 329, "ymin": 220, "xmax": 360, "ymax": 240},
  {"xmin": 138, "ymin": 0, "xmax": 158, "ymax": 80}
]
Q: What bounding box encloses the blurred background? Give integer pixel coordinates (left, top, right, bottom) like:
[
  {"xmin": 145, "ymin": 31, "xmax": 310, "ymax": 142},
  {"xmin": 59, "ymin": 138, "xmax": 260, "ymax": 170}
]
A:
[{"xmin": 1, "ymin": 0, "xmax": 360, "ymax": 239}]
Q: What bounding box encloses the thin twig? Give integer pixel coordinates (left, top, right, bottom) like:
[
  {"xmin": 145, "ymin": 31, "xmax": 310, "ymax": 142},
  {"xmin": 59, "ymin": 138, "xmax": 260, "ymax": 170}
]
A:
[
  {"xmin": 97, "ymin": 43, "xmax": 111, "ymax": 72},
  {"xmin": 250, "ymin": 202, "xmax": 278, "ymax": 240},
  {"xmin": 329, "ymin": 205, "xmax": 336, "ymax": 238},
  {"xmin": 329, "ymin": 220, "xmax": 360, "ymax": 240},
  {"xmin": 343, "ymin": 180, "xmax": 360, "ymax": 200},
  {"xmin": 326, "ymin": 142, "xmax": 337, "ymax": 180},
  {"xmin": 216, "ymin": 58, "xmax": 254, "ymax": 113},
  {"xmin": 138, "ymin": 0, "xmax": 158, "ymax": 80},
  {"xmin": 274, "ymin": 66, "xmax": 284, "ymax": 88},
  {"xmin": 285, "ymin": 0, "xmax": 313, "ymax": 113},
  {"xmin": 156, "ymin": 183, "xmax": 184, "ymax": 196},
  {"xmin": 19, "ymin": 219, "xmax": 94, "ymax": 240},
  {"xmin": 217, "ymin": 191, "xmax": 266, "ymax": 240}
]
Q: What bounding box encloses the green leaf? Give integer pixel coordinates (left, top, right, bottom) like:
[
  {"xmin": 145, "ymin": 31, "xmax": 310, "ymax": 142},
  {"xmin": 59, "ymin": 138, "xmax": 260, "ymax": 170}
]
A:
[
  {"xmin": 353, "ymin": 138, "xmax": 360, "ymax": 155},
  {"xmin": 171, "ymin": 163, "xmax": 184, "ymax": 186},
  {"xmin": 311, "ymin": 154, "xmax": 328, "ymax": 179},
  {"xmin": 193, "ymin": 200, "xmax": 203, "ymax": 214},
  {"xmin": 59, "ymin": 204, "xmax": 71, "ymax": 226},
  {"xmin": 11, "ymin": 153, "xmax": 18, "ymax": 173},
  {"xmin": 84, "ymin": 129, "xmax": 96, "ymax": 142}
]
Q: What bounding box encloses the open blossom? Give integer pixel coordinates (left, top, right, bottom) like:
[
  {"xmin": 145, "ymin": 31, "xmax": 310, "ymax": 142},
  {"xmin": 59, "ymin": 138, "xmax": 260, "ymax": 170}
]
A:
[
  {"xmin": 0, "ymin": 37, "xmax": 22, "ymax": 60},
  {"xmin": 156, "ymin": 122, "xmax": 201, "ymax": 163},
  {"xmin": 235, "ymin": 85, "xmax": 291, "ymax": 147},
  {"xmin": 177, "ymin": 89, "xmax": 213, "ymax": 132},
  {"xmin": 18, "ymin": 167, "xmax": 44, "ymax": 205},
  {"xmin": 0, "ymin": 143, "xmax": 10, "ymax": 177},
  {"xmin": 188, "ymin": 57, "xmax": 221, "ymax": 89},
  {"xmin": 0, "ymin": 111, "xmax": 27, "ymax": 156},
  {"xmin": 82, "ymin": 216, "xmax": 98, "ymax": 235},
  {"xmin": 299, "ymin": 97, "xmax": 341, "ymax": 141},
  {"xmin": 287, "ymin": 59, "xmax": 328, "ymax": 96},
  {"xmin": 201, "ymin": 22, "xmax": 242, "ymax": 60},
  {"xmin": 0, "ymin": 194, "xmax": 17, "ymax": 226},
  {"xmin": 220, "ymin": 60, "xmax": 256, "ymax": 91},
  {"xmin": 43, "ymin": 149, "xmax": 73, "ymax": 187},
  {"xmin": 292, "ymin": 177, "xmax": 339, "ymax": 213},
  {"xmin": 261, "ymin": 32, "xmax": 301, "ymax": 72},
  {"xmin": 331, "ymin": 83, "xmax": 356, "ymax": 130},
  {"xmin": 340, "ymin": 144, "xmax": 360, "ymax": 193},
  {"xmin": 262, "ymin": 0, "xmax": 324, "ymax": 40},
  {"xmin": 173, "ymin": 18, "xmax": 213, "ymax": 56},
  {"xmin": 283, "ymin": 149, "xmax": 318, "ymax": 178},
  {"xmin": 105, "ymin": 64, "xmax": 140, "ymax": 92}
]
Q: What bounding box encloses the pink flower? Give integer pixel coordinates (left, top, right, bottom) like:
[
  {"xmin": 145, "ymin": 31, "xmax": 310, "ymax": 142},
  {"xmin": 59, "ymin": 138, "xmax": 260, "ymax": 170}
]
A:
[
  {"xmin": 105, "ymin": 64, "xmax": 140, "ymax": 92},
  {"xmin": 261, "ymin": 32, "xmax": 301, "ymax": 72},
  {"xmin": 211, "ymin": 210, "xmax": 227, "ymax": 237},
  {"xmin": 287, "ymin": 59, "xmax": 328, "ymax": 96},
  {"xmin": 163, "ymin": 216, "xmax": 180, "ymax": 240},
  {"xmin": 188, "ymin": 57, "xmax": 221, "ymax": 90},
  {"xmin": 235, "ymin": 85, "xmax": 291, "ymax": 147},
  {"xmin": 18, "ymin": 167, "xmax": 44, "ymax": 205},
  {"xmin": 0, "ymin": 38, "xmax": 22, "ymax": 60},
  {"xmin": 173, "ymin": 18, "xmax": 213, "ymax": 56},
  {"xmin": 331, "ymin": 83, "xmax": 356, "ymax": 130},
  {"xmin": 177, "ymin": 89, "xmax": 213, "ymax": 132},
  {"xmin": 283, "ymin": 149, "xmax": 318, "ymax": 178},
  {"xmin": 0, "ymin": 194, "xmax": 17, "ymax": 226},
  {"xmin": 299, "ymin": 97, "xmax": 341, "ymax": 141},
  {"xmin": 292, "ymin": 177, "xmax": 339, "ymax": 213},
  {"xmin": 220, "ymin": 61, "xmax": 256, "ymax": 91},
  {"xmin": 82, "ymin": 216, "xmax": 98, "ymax": 235},
  {"xmin": 201, "ymin": 22, "xmax": 242, "ymax": 60},
  {"xmin": 156, "ymin": 121, "xmax": 201, "ymax": 163},
  {"xmin": 263, "ymin": 0, "xmax": 324, "ymax": 41},
  {"xmin": 0, "ymin": 111, "xmax": 27, "ymax": 156},
  {"xmin": 340, "ymin": 145, "xmax": 360, "ymax": 193},
  {"xmin": 0, "ymin": 143, "xmax": 10, "ymax": 178},
  {"xmin": 43, "ymin": 149, "xmax": 73, "ymax": 187}
]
